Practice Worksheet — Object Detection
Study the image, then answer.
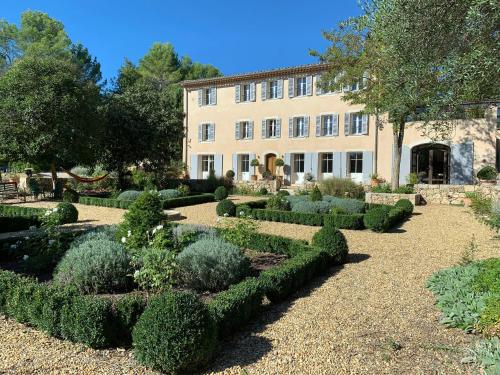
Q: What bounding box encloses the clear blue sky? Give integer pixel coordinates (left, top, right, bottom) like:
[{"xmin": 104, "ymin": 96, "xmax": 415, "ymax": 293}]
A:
[{"xmin": 1, "ymin": 0, "xmax": 361, "ymax": 81}]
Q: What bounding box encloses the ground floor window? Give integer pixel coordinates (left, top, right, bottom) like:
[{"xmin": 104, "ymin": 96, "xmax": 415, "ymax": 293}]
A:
[
  {"xmin": 201, "ymin": 155, "xmax": 214, "ymax": 173},
  {"xmin": 294, "ymin": 153, "xmax": 304, "ymax": 173},
  {"xmin": 241, "ymin": 154, "xmax": 250, "ymax": 173},
  {"xmin": 348, "ymin": 152, "xmax": 363, "ymax": 174},
  {"xmin": 321, "ymin": 153, "xmax": 333, "ymax": 173}
]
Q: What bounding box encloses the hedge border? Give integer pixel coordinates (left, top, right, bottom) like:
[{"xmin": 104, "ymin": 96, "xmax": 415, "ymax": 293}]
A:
[{"xmin": 78, "ymin": 193, "xmax": 215, "ymax": 210}]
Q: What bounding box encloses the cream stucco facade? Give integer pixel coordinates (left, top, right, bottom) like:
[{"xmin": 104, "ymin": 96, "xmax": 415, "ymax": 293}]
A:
[{"xmin": 181, "ymin": 64, "xmax": 498, "ymax": 186}]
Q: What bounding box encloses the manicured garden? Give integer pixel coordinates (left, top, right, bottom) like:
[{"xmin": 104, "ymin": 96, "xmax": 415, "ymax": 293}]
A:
[{"xmin": 0, "ymin": 190, "xmax": 350, "ymax": 374}]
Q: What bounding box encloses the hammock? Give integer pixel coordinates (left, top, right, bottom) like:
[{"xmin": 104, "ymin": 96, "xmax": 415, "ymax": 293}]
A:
[{"xmin": 61, "ymin": 167, "xmax": 109, "ymax": 184}]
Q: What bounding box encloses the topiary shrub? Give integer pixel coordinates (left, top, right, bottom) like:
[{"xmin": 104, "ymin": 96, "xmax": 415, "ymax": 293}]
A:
[
  {"xmin": 117, "ymin": 190, "xmax": 141, "ymax": 201},
  {"xmin": 277, "ymin": 190, "xmax": 290, "ymax": 197},
  {"xmin": 363, "ymin": 205, "xmax": 391, "ymax": 232},
  {"xmin": 395, "ymin": 199, "xmax": 414, "ymax": 217},
  {"xmin": 214, "ymin": 186, "xmax": 228, "ymax": 201},
  {"xmin": 259, "ymin": 187, "xmax": 268, "ymax": 196},
  {"xmin": 158, "ymin": 189, "xmax": 180, "ymax": 199},
  {"xmin": 477, "ymin": 166, "xmax": 497, "ymax": 181},
  {"xmin": 55, "ymin": 202, "xmax": 79, "ymax": 224},
  {"xmin": 225, "ymin": 170, "xmax": 235, "ymax": 179},
  {"xmin": 113, "ymin": 295, "xmax": 147, "ymax": 347},
  {"xmin": 132, "ymin": 292, "xmax": 217, "ymax": 374},
  {"xmin": 266, "ymin": 195, "xmax": 291, "ymax": 211},
  {"xmin": 118, "ymin": 191, "xmax": 164, "ymax": 250},
  {"xmin": 310, "ymin": 186, "xmax": 322, "ymax": 201},
  {"xmin": 54, "ymin": 237, "xmax": 131, "ymax": 294},
  {"xmin": 177, "ymin": 237, "xmax": 250, "ymax": 292},
  {"xmin": 216, "ymin": 199, "xmax": 236, "ymax": 217},
  {"xmin": 63, "ymin": 188, "xmax": 79, "ymax": 203},
  {"xmin": 311, "ymin": 226, "xmax": 348, "ymax": 263}
]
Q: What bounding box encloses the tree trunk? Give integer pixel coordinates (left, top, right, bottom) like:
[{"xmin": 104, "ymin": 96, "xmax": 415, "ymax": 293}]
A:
[
  {"xmin": 50, "ymin": 162, "xmax": 58, "ymax": 191},
  {"xmin": 391, "ymin": 120, "xmax": 405, "ymax": 190}
]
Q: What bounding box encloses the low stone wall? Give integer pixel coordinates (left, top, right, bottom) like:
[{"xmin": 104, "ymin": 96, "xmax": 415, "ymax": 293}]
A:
[
  {"xmin": 234, "ymin": 179, "xmax": 279, "ymax": 193},
  {"xmin": 365, "ymin": 192, "xmax": 422, "ymax": 205},
  {"xmin": 414, "ymin": 184, "xmax": 500, "ymax": 205}
]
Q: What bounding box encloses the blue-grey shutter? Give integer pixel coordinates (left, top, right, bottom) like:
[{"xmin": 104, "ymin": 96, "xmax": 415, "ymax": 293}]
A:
[
  {"xmin": 198, "ymin": 89, "xmax": 203, "ymax": 106},
  {"xmin": 362, "ymin": 151, "xmax": 373, "ymax": 183},
  {"xmin": 397, "ymin": 145, "xmax": 411, "ymax": 185},
  {"xmin": 311, "ymin": 152, "xmax": 319, "ymax": 179},
  {"xmin": 315, "ymin": 116, "xmax": 321, "ymax": 137},
  {"xmin": 235, "ymin": 85, "xmax": 240, "ymax": 103},
  {"xmin": 235, "ymin": 122, "xmax": 240, "ymax": 140},
  {"xmin": 333, "ymin": 152, "xmax": 342, "ymax": 178},
  {"xmin": 250, "ymin": 82, "xmax": 256, "ymax": 101},
  {"xmin": 316, "ymin": 75, "xmax": 322, "ymax": 95},
  {"xmin": 333, "ymin": 113, "xmax": 339, "ymax": 136},
  {"xmin": 304, "ymin": 116, "xmax": 310, "ymax": 137},
  {"xmin": 209, "ymin": 123, "xmax": 215, "ymax": 141},
  {"xmin": 288, "ymin": 78, "xmax": 295, "ymax": 98},
  {"xmin": 344, "ymin": 113, "xmax": 351, "ymax": 135},
  {"xmin": 277, "ymin": 79, "xmax": 284, "ymax": 98},
  {"xmin": 341, "ymin": 152, "xmax": 348, "ymax": 178},
  {"xmin": 248, "ymin": 121, "xmax": 254, "ymax": 139},
  {"xmin": 276, "ymin": 119, "xmax": 281, "ymax": 138},
  {"xmin": 198, "ymin": 124, "xmax": 202, "ymax": 142},
  {"xmin": 261, "ymin": 81, "xmax": 267, "ymax": 101},
  {"xmin": 214, "ymin": 154, "xmax": 223, "ymax": 177},
  {"xmin": 288, "ymin": 118, "xmax": 294, "ymax": 138},
  {"xmin": 261, "ymin": 120, "xmax": 267, "ymax": 139},
  {"xmin": 232, "ymin": 154, "xmax": 238, "ymax": 180},
  {"xmin": 249, "ymin": 153, "xmax": 256, "ymax": 175},
  {"xmin": 190, "ymin": 154, "xmax": 198, "ymax": 179},
  {"xmin": 306, "ymin": 75, "xmax": 313, "ymax": 96},
  {"xmin": 362, "ymin": 114, "xmax": 369, "ymax": 135},
  {"xmin": 450, "ymin": 142, "xmax": 474, "ymax": 184},
  {"xmin": 210, "ymin": 87, "xmax": 216, "ymax": 105},
  {"xmin": 304, "ymin": 153, "xmax": 312, "ymax": 176},
  {"xmin": 284, "ymin": 153, "xmax": 291, "ymax": 184}
]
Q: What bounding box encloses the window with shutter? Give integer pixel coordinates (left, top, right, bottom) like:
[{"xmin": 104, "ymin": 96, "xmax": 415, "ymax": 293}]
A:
[
  {"xmin": 344, "ymin": 113, "xmax": 351, "ymax": 135},
  {"xmin": 235, "ymin": 85, "xmax": 241, "ymax": 103},
  {"xmin": 351, "ymin": 113, "xmax": 363, "ymax": 135},
  {"xmin": 315, "ymin": 116, "xmax": 321, "ymax": 136},
  {"xmin": 248, "ymin": 121, "xmax": 254, "ymax": 139},
  {"xmin": 210, "ymin": 87, "xmax": 216, "ymax": 105},
  {"xmin": 277, "ymin": 79, "xmax": 283, "ymax": 98},
  {"xmin": 261, "ymin": 81, "xmax": 267, "ymax": 101},
  {"xmin": 316, "ymin": 75, "xmax": 322, "ymax": 95},
  {"xmin": 304, "ymin": 116, "xmax": 310, "ymax": 137},
  {"xmin": 198, "ymin": 89, "xmax": 203, "ymax": 106},
  {"xmin": 306, "ymin": 76, "xmax": 312, "ymax": 96},
  {"xmin": 288, "ymin": 118, "xmax": 293, "ymax": 137},
  {"xmin": 288, "ymin": 78, "xmax": 294, "ymax": 98},
  {"xmin": 250, "ymin": 82, "xmax": 256, "ymax": 101},
  {"xmin": 261, "ymin": 120, "xmax": 267, "ymax": 139},
  {"xmin": 235, "ymin": 122, "xmax": 240, "ymax": 140},
  {"xmin": 333, "ymin": 114, "xmax": 339, "ymax": 136},
  {"xmin": 296, "ymin": 77, "xmax": 307, "ymax": 96},
  {"xmin": 269, "ymin": 80, "xmax": 278, "ymax": 99},
  {"xmin": 276, "ymin": 119, "xmax": 281, "ymax": 137},
  {"xmin": 362, "ymin": 114, "xmax": 369, "ymax": 134}
]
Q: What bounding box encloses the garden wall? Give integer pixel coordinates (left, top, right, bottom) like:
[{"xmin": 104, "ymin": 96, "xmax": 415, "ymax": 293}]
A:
[
  {"xmin": 234, "ymin": 180, "xmax": 279, "ymax": 193},
  {"xmin": 414, "ymin": 184, "xmax": 500, "ymax": 205},
  {"xmin": 365, "ymin": 192, "xmax": 422, "ymax": 205}
]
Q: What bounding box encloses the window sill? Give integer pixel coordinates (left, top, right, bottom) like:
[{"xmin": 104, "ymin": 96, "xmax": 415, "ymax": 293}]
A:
[
  {"xmin": 236, "ymin": 100, "xmax": 255, "ymax": 104},
  {"xmin": 316, "ymin": 134, "xmax": 338, "ymax": 138},
  {"xmin": 345, "ymin": 134, "xmax": 368, "ymax": 137},
  {"xmin": 290, "ymin": 95, "xmax": 313, "ymax": 99},
  {"xmin": 263, "ymin": 137, "xmax": 280, "ymax": 140},
  {"xmin": 264, "ymin": 97, "xmax": 283, "ymax": 101},
  {"xmin": 236, "ymin": 138, "xmax": 253, "ymax": 141}
]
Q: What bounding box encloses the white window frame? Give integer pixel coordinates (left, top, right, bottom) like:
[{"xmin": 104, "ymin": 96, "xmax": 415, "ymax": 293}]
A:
[
  {"xmin": 241, "ymin": 154, "xmax": 250, "ymax": 173},
  {"xmin": 201, "ymin": 155, "xmax": 215, "ymax": 173},
  {"xmin": 323, "ymin": 115, "xmax": 334, "ymax": 136},
  {"xmin": 347, "ymin": 152, "xmax": 363, "ymax": 174},
  {"xmin": 242, "ymin": 84, "xmax": 251, "ymax": 102},
  {"xmin": 267, "ymin": 119, "xmax": 278, "ymax": 138},
  {"xmin": 296, "ymin": 77, "xmax": 307, "ymax": 96},
  {"xmin": 240, "ymin": 121, "xmax": 250, "ymax": 139},
  {"xmin": 321, "ymin": 153, "xmax": 333, "ymax": 173},
  {"xmin": 201, "ymin": 123, "xmax": 211, "ymax": 142},
  {"xmin": 351, "ymin": 113, "xmax": 363, "ymax": 135},
  {"xmin": 269, "ymin": 80, "xmax": 278, "ymax": 99},
  {"xmin": 294, "ymin": 153, "xmax": 305, "ymax": 173},
  {"xmin": 294, "ymin": 117, "xmax": 306, "ymax": 137}
]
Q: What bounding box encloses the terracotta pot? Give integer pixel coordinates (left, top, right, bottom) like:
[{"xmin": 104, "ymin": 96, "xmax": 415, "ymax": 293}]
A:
[
  {"xmin": 251, "ymin": 175, "xmax": 258, "ymax": 181},
  {"xmin": 371, "ymin": 179, "xmax": 380, "ymax": 187},
  {"xmin": 462, "ymin": 197, "xmax": 472, "ymax": 207}
]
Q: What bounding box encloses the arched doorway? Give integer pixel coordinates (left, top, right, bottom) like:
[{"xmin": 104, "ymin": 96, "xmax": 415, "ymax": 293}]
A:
[
  {"xmin": 265, "ymin": 153, "xmax": 277, "ymax": 176},
  {"xmin": 411, "ymin": 143, "xmax": 450, "ymax": 184}
]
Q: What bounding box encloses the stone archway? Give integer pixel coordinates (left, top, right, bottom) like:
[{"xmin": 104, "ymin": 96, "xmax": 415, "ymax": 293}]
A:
[{"xmin": 411, "ymin": 143, "xmax": 450, "ymax": 184}]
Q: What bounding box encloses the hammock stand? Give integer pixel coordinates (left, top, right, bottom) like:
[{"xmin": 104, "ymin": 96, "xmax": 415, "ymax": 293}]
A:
[{"xmin": 61, "ymin": 168, "xmax": 109, "ymax": 184}]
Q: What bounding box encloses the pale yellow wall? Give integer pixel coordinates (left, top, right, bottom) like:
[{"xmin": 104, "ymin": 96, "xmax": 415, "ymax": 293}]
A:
[{"xmin": 183, "ymin": 74, "xmax": 497, "ymax": 184}]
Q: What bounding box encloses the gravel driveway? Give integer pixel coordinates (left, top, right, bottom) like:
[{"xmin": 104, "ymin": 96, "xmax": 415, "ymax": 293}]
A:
[{"xmin": 1, "ymin": 198, "xmax": 498, "ymax": 374}]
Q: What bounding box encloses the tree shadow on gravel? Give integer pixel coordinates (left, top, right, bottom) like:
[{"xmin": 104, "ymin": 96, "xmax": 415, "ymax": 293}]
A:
[{"xmin": 204, "ymin": 254, "xmax": 370, "ymax": 373}]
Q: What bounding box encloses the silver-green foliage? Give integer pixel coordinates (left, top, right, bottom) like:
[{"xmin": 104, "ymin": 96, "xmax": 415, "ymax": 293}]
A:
[
  {"xmin": 426, "ymin": 262, "xmax": 493, "ymax": 332},
  {"xmin": 117, "ymin": 190, "xmax": 141, "ymax": 201},
  {"xmin": 462, "ymin": 337, "xmax": 500, "ymax": 375},
  {"xmin": 177, "ymin": 237, "xmax": 250, "ymax": 292},
  {"xmin": 158, "ymin": 189, "xmax": 180, "ymax": 199},
  {"xmin": 287, "ymin": 195, "xmax": 365, "ymax": 214},
  {"xmin": 54, "ymin": 237, "xmax": 131, "ymax": 294}
]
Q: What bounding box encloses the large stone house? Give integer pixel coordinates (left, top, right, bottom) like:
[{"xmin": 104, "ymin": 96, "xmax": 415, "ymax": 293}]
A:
[{"xmin": 181, "ymin": 63, "xmax": 498, "ymax": 186}]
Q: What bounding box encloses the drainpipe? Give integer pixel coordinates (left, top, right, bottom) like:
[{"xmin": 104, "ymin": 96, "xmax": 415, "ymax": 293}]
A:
[
  {"xmin": 184, "ymin": 87, "xmax": 189, "ymax": 175},
  {"xmin": 374, "ymin": 110, "xmax": 380, "ymax": 175}
]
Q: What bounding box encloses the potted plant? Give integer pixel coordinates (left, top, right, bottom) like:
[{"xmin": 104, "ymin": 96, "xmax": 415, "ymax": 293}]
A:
[
  {"xmin": 370, "ymin": 173, "xmax": 380, "ymax": 187},
  {"xmin": 262, "ymin": 170, "xmax": 272, "ymax": 180},
  {"xmin": 477, "ymin": 166, "xmax": 497, "ymax": 185},
  {"xmin": 250, "ymin": 159, "xmax": 259, "ymax": 181},
  {"xmin": 275, "ymin": 158, "xmax": 285, "ymax": 183}
]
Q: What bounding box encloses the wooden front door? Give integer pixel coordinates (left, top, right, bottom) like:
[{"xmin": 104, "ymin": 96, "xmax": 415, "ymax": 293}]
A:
[{"xmin": 266, "ymin": 154, "xmax": 277, "ymax": 175}]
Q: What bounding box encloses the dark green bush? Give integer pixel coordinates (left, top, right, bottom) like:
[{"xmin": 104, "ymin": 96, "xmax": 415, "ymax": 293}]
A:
[
  {"xmin": 371, "ymin": 183, "xmax": 392, "ymax": 193},
  {"xmin": 363, "ymin": 206, "xmax": 391, "ymax": 232},
  {"xmin": 324, "ymin": 213, "xmax": 365, "ymax": 230},
  {"xmin": 310, "ymin": 186, "xmax": 322, "ymax": 201},
  {"xmin": 477, "ymin": 165, "xmax": 497, "ymax": 180},
  {"xmin": 214, "ymin": 186, "xmax": 228, "ymax": 201},
  {"xmin": 393, "ymin": 185, "xmax": 414, "ymax": 194},
  {"xmin": 79, "ymin": 196, "xmax": 134, "ymax": 209},
  {"xmin": 132, "ymin": 292, "xmax": 217, "ymax": 374},
  {"xmin": 113, "ymin": 295, "xmax": 147, "ymax": 347},
  {"xmin": 60, "ymin": 295, "xmax": 114, "ymax": 348},
  {"xmin": 216, "ymin": 199, "xmax": 236, "ymax": 217},
  {"xmin": 162, "ymin": 193, "xmax": 215, "ymax": 208},
  {"xmin": 55, "ymin": 202, "xmax": 79, "ymax": 224},
  {"xmin": 395, "ymin": 199, "xmax": 414, "ymax": 217},
  {"xmin": 277, "ymin": 190, "xmax": 290, "ymax": 197},
  {"xmin": 177, "ymin": 237, "xmax": 250, "ymax": 292},
  {"xmin": 225, "ymin": 170, "xmax": 235, "ymax": 179},
  {"xmin": 0, "ymin": 204, "xmax": 45, "ymax": 218},
  {"xmin": 259, "ymin": 187, "xmax": 268, "ymax": 195},
  {"xmin": 312, "ymin": 226, "xmax": 348, "ymax": 263},
  {"xmin": 63, "ymin": 188, "xmax": 79, "ymax": 203},
  {"xmin": 233, "ymin": 231, "xmax": 308, "ymax": 257},
  {"xmin": 266, "ymin": 195, "xmax": 291, "ymax": 211},
  {"xmin": 251, "ymin": 208, "xmax": 324, "ymax": 226},
  {"xmin": 209, "ymin": 277, "xmax": 263, "ymax": 336},
  {"xmin": 54, "ymin": 237, "xmax": 131, "ymax": 294},
  {"xmin": 0, "ymin": 216, "xmax": 41, "ymax": 233}
]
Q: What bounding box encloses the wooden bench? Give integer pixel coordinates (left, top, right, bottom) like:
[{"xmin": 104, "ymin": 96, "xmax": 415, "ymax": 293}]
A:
[{"xmin": 0, "ymin": 182, "xmax": 20, "ymax": 201}]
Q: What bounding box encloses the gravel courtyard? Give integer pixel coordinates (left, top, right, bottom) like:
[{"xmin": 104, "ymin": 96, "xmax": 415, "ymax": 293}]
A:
[{"xmin": 0, "ymin": 198, "xmax": 498, "ymax": 374}]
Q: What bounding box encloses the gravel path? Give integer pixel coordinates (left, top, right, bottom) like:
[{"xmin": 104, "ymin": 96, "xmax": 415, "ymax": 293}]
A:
[{"xmin": 1, "ymin": 197, "xmax": 498, "ymax": 374}]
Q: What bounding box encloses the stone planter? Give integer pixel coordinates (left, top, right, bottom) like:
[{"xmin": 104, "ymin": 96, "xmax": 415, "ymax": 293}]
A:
[
  {"xmin": 365, "ymin": 192, "xmax": 423, "ymax": 206},
  {"xmin": 251, "ymin": 175, "xmax": 258, "ymax": 181},
  {"xmin": 479, "ymin": 180, "xmax": 496, "ymax": 186}
]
